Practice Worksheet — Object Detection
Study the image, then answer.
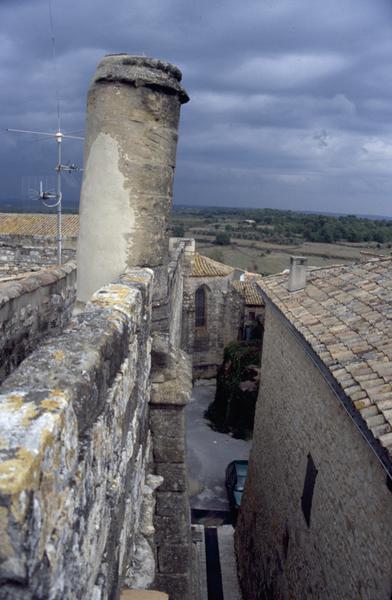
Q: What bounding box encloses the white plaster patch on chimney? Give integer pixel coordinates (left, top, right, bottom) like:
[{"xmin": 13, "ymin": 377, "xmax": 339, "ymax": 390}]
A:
[
  {"xmin": 77, "ymin": 132, "xmax": 135, "ymax": 303},
  {"xmin": 288, "ymin": 255, "xmax": 308, "ymax": 292}
]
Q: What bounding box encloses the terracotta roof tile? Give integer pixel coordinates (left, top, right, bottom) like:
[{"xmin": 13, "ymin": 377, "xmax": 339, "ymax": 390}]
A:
[
  {"xmin": 232, "ymin": 280, "xmax": 264, "ymax": 306},
  {"xmin": 0, "ymin": 213, "xmax": 79, "ymax": 237},
  {"xmin": 258, "ymin": 257, "xmax": 392, "ymax": 461},
  {"xmin": 191, "ymin": 252, "xmax": 234, "ymax": 277}
]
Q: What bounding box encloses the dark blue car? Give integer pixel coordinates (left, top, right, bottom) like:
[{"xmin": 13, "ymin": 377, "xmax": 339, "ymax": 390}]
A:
[{"xmin": 225, "ymin": 460, "xmax": 248, "ymax": 521}]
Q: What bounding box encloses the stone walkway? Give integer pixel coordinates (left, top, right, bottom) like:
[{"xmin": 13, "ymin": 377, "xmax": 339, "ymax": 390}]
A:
[
  {"xmin": 186, "ymin": 384, "xmax": 250, "ymax": 512},
  {"xmin": 188, "ymin": 384, "xmax": 246, "ymax": 599}
]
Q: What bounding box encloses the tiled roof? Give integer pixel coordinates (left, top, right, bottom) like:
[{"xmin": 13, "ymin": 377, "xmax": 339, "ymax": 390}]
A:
[
  {"xmin": 258, "ymin": 257, "xmax": 392, "ymax": 461},
  {"xmin": 191, "ymin": 253, "xmax": 234, "ymax": 277},
  {"xmin": 232, "ymin": 280, "xmax": 264, "ymax": 306},
  {"xmin": 0, "ymin": 213, "xmax": 79, "ymax": 237}
]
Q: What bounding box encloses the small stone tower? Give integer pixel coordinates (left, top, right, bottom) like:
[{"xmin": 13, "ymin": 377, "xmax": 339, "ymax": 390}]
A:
[{"xmin": 76, "ymin": 54, "xmax": 189, "ymax": 303}]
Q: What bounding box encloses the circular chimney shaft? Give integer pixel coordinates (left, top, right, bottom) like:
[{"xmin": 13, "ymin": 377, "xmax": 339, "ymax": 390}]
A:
[{"xmin": 76, "ymin": 55, "xmax": 189, "ymax": 303}]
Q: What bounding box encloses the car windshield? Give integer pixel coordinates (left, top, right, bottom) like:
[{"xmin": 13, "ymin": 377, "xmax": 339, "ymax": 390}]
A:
[
  {"xmin": 235, "ymin": 475, "xmax": 246, "ymax": 491},
  {"xmin": 236, "ymin": 463, "xmax": 248, "ymax": 476}
]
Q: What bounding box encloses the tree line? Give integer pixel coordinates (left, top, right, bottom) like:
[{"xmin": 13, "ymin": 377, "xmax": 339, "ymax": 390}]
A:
[{"xmin": 172, "ymin": 207, "xmax": 392, "ymax": 245}]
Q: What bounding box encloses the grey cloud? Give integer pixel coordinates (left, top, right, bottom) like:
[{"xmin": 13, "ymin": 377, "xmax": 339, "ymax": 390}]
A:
[{"xmin": 1, "ymin": 0, "xmax": 392, "ymax": 215}]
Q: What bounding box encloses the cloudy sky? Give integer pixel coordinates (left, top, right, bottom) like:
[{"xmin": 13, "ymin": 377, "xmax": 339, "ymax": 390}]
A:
[{"xmin": 1, "ymin": 0, "xmax": 392, "ymax": 215}]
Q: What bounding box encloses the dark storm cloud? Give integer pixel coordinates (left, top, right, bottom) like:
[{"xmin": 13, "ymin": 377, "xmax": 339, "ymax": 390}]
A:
[{"xmin": 1, "ymin": 0, "xmax": 392, "ymax": 214}]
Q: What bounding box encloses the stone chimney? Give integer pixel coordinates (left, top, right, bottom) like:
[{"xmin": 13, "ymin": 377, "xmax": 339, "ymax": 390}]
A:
[
  {"xmin": 76, "ymin": 55, "xmax": 189, "ymax": 303},
  {"xmin": 288, "ymin": 256, "xmax": 308, "ymax": 292}
]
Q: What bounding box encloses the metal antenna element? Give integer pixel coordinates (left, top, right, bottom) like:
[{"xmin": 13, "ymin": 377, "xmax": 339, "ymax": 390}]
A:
[
  {"xmin": 5, "ymin": 2, "xmax": 84, "ymax": 265},
  {"xmin": 48, "ymin": 0, "xmax": 61, "ymax": 132},
  {"xmin": 6, "ymin": 129, "xmax": 84, "ymax": 265}
]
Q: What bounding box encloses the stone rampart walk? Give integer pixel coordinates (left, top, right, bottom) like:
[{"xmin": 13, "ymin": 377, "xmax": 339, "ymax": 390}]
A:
[{"xmin": 193, "ymin": 524, "xmax": 242, "ymax": 600}]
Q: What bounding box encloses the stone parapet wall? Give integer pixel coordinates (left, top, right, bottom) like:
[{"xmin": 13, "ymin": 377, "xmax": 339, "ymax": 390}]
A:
[
  {"xmin": 0, "ymin": 269, "xmax": 156, "ymax": 600},
  {"xmin": 0, "ymin": 236, "xmax": 76, "ymax": 277},
  {"xmin": 150, "ymin": 348, "xmax": 192, "ymax": 600},
  {"xmin": 151, "ymin": 239, "xmax": 193, "ymax": 345},
  {"xmin": 0, "ymin": 262, "xmax": 76, "ymax": 384},
  {"xmin": 149, "ymin": 238, "xmax": 194, "ymax": 600}
]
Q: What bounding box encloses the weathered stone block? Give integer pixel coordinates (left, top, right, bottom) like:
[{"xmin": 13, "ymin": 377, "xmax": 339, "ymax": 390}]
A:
[
  {"xmin": 155, "ymin": 464, "xmax": 187, "ymax": 492},
  {"xmin": 154, "ymin": 514, "xmax": 189, "ymax": 544},
  {"xmin": 153, "ymin": 436, "xmax": 185, "ymax": 463},
  {"xmin": 155, "ymin": 492, "xmax": 188, "ymax": 517},
  {"xmin": 150, "ymin": 379, "xmax": 188, "ymax": 406},
  {"xmin": 154, "ymin": 573, "xmax": 191, "ymax": 600},
  {"xmin": 158, "ymin": 544, "xmax": 190, "ymax": 574},
  {"xmin": 150, "ymin": 408, "xmax": 184, "ymax": 438}
]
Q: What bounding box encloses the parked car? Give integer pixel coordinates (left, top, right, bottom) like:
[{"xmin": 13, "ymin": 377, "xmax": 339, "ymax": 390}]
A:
[{"xmin": 225, "ymin": 459, "xmax": 248, "ymax": 522}]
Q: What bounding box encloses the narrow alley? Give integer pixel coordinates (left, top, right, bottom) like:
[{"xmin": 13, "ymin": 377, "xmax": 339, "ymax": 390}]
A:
[{"xmin": 186, "ymin": 384, "xmax": 250, "ymax": 599}]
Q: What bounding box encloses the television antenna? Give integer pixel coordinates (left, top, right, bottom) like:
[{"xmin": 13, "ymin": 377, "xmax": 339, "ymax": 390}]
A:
[
  {"xmin": 5, "ymin": 0, "xmax": 84, "ymax": 265},
  {"xmin": 6, "ymin": 130, "xmax": 83, "ymax": 265}
]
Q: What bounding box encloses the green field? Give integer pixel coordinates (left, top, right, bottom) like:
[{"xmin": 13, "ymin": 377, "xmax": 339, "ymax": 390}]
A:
[
  {"xmin": 170, "ymin": 207, "xmax": 390, "ymax": 275},
  {"xmin": 195, "ymin": 239, "xmax": 369, "ymax": 275}
]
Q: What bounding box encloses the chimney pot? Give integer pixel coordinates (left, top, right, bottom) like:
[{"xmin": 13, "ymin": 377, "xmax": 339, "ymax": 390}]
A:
[{"xmin": 288, "ymin": 256, "xmax": 308, "ymax": 292}]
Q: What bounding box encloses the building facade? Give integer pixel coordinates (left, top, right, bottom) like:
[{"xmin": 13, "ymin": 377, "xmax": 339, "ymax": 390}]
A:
[{"xmin": 236, "ymin": 258, "xmax": 392, "ymax": 600}]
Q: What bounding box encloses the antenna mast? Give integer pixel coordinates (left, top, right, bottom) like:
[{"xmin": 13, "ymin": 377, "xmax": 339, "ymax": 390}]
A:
[{"xmin": 5, "ymin": 0, "xmax": 83, "ymax": 265}]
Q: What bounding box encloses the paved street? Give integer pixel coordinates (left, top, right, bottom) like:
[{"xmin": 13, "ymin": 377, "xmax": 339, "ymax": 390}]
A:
[{"xmin": 186, "ymin": 384, "xmax": 250, "ymax": 511}]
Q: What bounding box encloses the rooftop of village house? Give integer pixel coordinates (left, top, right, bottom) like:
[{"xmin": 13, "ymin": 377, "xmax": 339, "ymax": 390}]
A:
[
  {"xmin": 190, "ymin": 252, "xmax": 235, "ymax": 277},
  {"xmin": 232, "ymin": 280, "xmax": 264, "ymax": 306},
  {"xmin": 0, "ymin": 213, "xmax": 80, "ymax": 237},
  {"xmin": 258, "ymin": 256, "xmax": 392, "ymax": 462}
]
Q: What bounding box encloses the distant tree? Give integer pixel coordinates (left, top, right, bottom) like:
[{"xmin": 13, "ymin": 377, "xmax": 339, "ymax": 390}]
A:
[
  {"xmin": 215, "ymin": 232, "xmax": 231, "ymax": 245},
  {"xmin": 172, "ymin": 224, "xmax": 185, "ymax": 237}
]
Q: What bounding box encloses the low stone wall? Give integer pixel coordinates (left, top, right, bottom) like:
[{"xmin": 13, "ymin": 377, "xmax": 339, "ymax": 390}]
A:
[
  {"xmin": 0, "ymin": 236, "xmax": 76, "ymax": 276},
  {"xmin": 151, "ymin": 239, "xmax": 192, "ymax": 343},
  {"xmin": 149, "ymin": 239, "xmax": 194, "ymax": 600},
  {"xmin": 0, "ymin": 269, "xmax": 156, "ymax": 600},
  {"xmin": 150, "ymin": 347, "xmax": 192, "ymax": 600},
  {"xmin": 0, "ymin": 262, "xmax": 76, "ymax": 384}
]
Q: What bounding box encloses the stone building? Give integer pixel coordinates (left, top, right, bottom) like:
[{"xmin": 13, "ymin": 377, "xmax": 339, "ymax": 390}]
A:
[
  {"xmin": 0, "ymin": 213, "xmax": 78, "ymax": 276},
  {"xmin": 181, "ymin": 255, "xmax": 265, "ymax": 379},
  {"xmin": 236, "ymin": 257, "xmax": 392, "ymax": 600},
  {"xmin": 181, "ymin": 250, "xmax": 245, "ymax": 379},
  {"xmin": 232, "ymin": 279, "xmax": 264, "ymax": 340},
  {"xmin": 0, "ymin": 55, "xmax": 194, "ymax": 600}
]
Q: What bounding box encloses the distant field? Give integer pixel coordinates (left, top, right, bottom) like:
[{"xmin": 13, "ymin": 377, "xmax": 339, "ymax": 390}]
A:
[
  {"xmin": 171, "ymin": 206, "xmax": 392, "ymax": 275},
  {"xmin": 195, "ymin": 237, "xmax": 388, "ymax": 275}
]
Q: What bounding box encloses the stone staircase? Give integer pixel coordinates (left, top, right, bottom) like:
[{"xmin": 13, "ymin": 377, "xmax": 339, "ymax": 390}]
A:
[
  {"xmin": 192, "ymin": 524, "xmax": 242, "ymax": 600},
  {"xmin": 121, "ymin": 524, "xmax": 241, "ymax": 600}
]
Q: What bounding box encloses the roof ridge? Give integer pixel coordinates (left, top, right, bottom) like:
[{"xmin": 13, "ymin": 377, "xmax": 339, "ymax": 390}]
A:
[
  {"xmin": 191, "ymin": 252, "xmax": 235, "ymax": 277},
  {"xmin": 259, "ymin": 256, "xmax": 392, "ymax": 468}
]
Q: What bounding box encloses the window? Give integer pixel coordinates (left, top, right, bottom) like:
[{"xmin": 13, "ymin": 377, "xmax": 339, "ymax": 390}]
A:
[
  {"xmin": 249, "ymin": 311, "xmax": 256, "ymax": 321},
  {"xmin": 301, "ymin": 453, "xmax": 318, "ymax": 527},
  {"xmin": 195, "ymin": 286, "xmax": 207, "ymax": 328}
]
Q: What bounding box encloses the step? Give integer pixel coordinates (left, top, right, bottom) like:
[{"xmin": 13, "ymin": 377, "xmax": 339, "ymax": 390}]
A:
[
  {"xmin": 193, "ymin": 523, "xmax": 241, "ymax": 600},
  {"xmin": 217, "ymin": 526, "xmax": 241, "ymax": 600},
  {"xmin": 120, "ymin": 591, "xmax": 168, "ymax": 600}
]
